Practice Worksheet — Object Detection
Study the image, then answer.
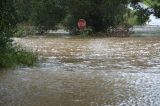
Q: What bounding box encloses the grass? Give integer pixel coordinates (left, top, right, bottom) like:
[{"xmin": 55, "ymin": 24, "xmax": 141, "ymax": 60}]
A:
[{"xmin": 0, "ymin": 46, "xmax": 38, "ymax": 68}]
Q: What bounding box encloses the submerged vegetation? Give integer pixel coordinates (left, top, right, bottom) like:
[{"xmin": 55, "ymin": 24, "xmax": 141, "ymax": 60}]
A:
[{"xmin": 0, "ymin": 47, "xmax": 37, "ymax": 68}]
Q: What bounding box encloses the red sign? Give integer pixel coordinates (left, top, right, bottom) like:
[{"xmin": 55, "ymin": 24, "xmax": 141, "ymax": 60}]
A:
[{"xmin": 78, "ymin": 19, "xmax": 86, "ymax": 30}]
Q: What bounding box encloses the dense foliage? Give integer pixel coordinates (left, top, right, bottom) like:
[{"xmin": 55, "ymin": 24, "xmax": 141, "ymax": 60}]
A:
[
  {"xmin": 0, "ymin": 0, "xmax": 14, "ymax": 67},
  {"xmin": 30, "ymin": 0, "xmax": 66, "ymax": 33},
  {"xmin": 13, "ymin": 0, "xmax": 160, "ymax": 33},
  {"xmin": 149, "ymin": 0, "xmax": 160, "ymax": 18},
  {"xmin": 14, "ymin": 0, "xmax": 67, "ymax": 33},
  {"xmin": 64, "ymin": 0, "xmax": 129, "ymax": 32},
  {"xmin": 0, "ymin": 0, "xmax": 17, "ymax": 52},
  {"xmin": 0, "ymin": 0, "xmax": 37, "ymax": 68}
]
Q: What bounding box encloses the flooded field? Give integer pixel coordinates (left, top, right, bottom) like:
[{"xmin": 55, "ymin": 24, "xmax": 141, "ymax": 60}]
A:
[{"xmin": 1, "ymin": 36, "xmax": 160, "ymax": 106}]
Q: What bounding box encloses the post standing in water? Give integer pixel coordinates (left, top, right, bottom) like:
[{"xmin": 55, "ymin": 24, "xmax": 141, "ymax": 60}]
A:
[{"xmin": 78, "ymin": 19, "xmax": 86, "ymax": 36}]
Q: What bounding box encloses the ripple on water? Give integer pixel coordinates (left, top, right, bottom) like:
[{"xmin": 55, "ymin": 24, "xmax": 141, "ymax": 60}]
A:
[{"xmin": 1, "ymin": 37, "xmax": 160, "ymax": 106}]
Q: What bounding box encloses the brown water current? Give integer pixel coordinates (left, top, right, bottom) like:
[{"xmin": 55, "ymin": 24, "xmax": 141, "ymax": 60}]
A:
[{"xmin": 1, "ymin": 36, "xmax": 160, "ymax": 106}]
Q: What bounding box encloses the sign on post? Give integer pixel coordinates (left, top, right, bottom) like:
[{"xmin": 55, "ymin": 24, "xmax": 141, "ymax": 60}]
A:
[{"xmin": 78, "ymin": 19, "xmax": 86, "ymax": 30}]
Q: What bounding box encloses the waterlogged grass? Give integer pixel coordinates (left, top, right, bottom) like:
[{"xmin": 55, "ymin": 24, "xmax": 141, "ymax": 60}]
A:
[{"xmin": 0, "ymin": 47, "xmax": 37, "ymax": 68}]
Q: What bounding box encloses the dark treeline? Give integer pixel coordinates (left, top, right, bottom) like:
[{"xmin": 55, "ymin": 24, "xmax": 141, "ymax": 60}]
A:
[
  {"xmin": 1, "ymin": 0, "xmax": 160, "ymax": 35},
  {"xmin": 15, "ymin": 0, "xmax": 129, "ymax": 33},
  {"xmin": 13, "ymin": 0, "xmax": 160, "ymax": 34}
]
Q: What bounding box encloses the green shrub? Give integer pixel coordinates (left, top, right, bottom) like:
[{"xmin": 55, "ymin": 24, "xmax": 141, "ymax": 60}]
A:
[
  {"xmin": 0, "ymin": 46, "xmax": 38, "ymax": 68},
  {"xmin": 14, "ymin": 24, "xmax": 37, "ymax": 37}
]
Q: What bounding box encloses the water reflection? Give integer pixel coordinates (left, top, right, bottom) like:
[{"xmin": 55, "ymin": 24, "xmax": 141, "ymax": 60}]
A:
[{"xmin": 1, "ymin": 37, "xmax": 160, "ymax": 106}]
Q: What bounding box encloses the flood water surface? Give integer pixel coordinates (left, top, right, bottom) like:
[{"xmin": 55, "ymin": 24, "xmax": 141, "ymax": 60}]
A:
[{"xmin": 1, "ymin": 37, "xmax": 160, "ymax": 106}]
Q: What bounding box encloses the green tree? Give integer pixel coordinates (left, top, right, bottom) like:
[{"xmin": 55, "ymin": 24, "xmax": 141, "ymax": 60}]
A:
[
  {"xmin": 65, "ymin": 0, "xmax": 130, "ymax": 33},
  {"xmin": 30, "ymin": 0, "xmax": 66, "ymax": 33},
  {"xmin": 142, "ymin": 0, "xmax": 160, "ymax": 17},
  {"xmin": 0, "ymin": 0, "xmax": 17, "ymax": 52},
  {"xmin": 14, "ymin": 0, "xmax": 32, "ymax": 23},
  {"xmin": 0, "ymin": 0, "xmax": 37, "ymax": 68}
]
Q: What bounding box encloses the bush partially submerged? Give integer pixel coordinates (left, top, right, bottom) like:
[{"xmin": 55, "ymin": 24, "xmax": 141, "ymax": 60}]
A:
[
  {"xmin": 0, "ymin": 46, "xmax": 37, "ymax": 68},
  {"xmin": 14, "ymin": 24, "xmax": 37, "ymax": 37}
]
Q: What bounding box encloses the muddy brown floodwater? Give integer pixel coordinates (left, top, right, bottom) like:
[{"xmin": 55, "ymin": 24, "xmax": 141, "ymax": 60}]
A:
[{"xmin": 1, "ymin": 36, "xmax": 160, "ymax": 106}]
